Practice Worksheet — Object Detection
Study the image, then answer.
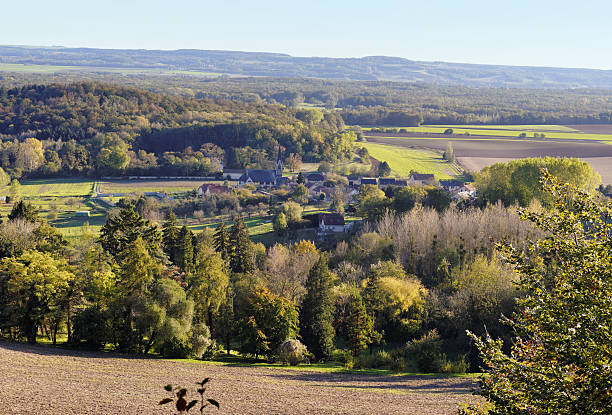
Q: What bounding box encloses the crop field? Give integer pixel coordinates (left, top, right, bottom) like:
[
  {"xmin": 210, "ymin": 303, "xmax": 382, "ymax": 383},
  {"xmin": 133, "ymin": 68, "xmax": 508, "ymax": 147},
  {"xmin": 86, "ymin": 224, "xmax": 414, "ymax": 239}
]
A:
[
  {"xmin": 362, "ymin": 124, "xmax": 612, "ymax": 141},
  {"xmin": 359, "ymin": 142, "xmax": 462, "ymax": 179},
  {"xmin": 98, "ymin": 179, "xmax": 211, "ymax": 194},
  {"xmin": 363, "ymin": 131, "xmax": 612, "ymax": 184},
  {"xmin": 0, "ymin": 342, "xmax": 479, "ymax": 415},
  {"xmin": 19, "ymin": 178, "xmax": 95, "ymax": 197}
]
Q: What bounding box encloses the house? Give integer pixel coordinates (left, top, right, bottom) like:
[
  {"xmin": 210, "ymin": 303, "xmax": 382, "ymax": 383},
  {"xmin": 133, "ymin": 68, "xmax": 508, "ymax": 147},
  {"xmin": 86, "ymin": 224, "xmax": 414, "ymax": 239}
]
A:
[
  {"xmin": 318, "ymin": 213, "xmax": 346, "ymax": 233},
  {"xmin": 309, "ymin": 184, "xmax": 333, "ymax": 201},
  {"xmin": 378, "ymin": 178, "xmax": 396, "ymax": 187},
  {"xmin": 347, "ymin": 174, "xmax": 360, "ymax": 186},
  {"xmin": 222, "ymin": 168, "xmax": 245, "ymax": 180},
  {"xmin": 360, "ymin": 177, "xmax": 378, "ymax": 186},
  {"xmin": 439, "ymin": 180, "xmax": 465, "ymax": 192},
  {"xmin": 238, "ymin": 147, "xmax": 285, "ymax": 187},
  {"xmin": 198, "ymin": 183, "xmax": 231, "ymax": 197},
  {"xmin": 409, "ymin": 173, "xmax": 436, "ymax": 186},
  {"xmin": 395, "ymin": 179, "xmax": 408, "ymax": 187},
  {"xmin": 305, "ymin": 172, "xmax": 325, "ymax": 183}
]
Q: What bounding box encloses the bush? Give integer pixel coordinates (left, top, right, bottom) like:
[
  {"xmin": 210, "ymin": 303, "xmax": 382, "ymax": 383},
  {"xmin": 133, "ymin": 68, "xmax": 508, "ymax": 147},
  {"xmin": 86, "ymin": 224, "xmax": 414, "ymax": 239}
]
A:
[
  {"xmin": 356, "ymin": 350, "xmax": 392, "ymax": 369},
  {"xmin": 439, "ymin": 354, "xmax": 469, "ymax": 374},
  {"xmin": 277, "ymin": 339, "xmax": 309, "ymax": 365},
  {"xmin": 405, "ymin": 329, "xmax": 445, "ymax": 372},
  {"xmin": 71, "ymin": 306, "xmax": 110, "ymax": 350},
  {"xmin": 390, "ymin": 348, "xmax": 406, "ymax": 372},
  {"xmin": 190, "ymin": 323, "xmax": 215, "ymax": 359}
]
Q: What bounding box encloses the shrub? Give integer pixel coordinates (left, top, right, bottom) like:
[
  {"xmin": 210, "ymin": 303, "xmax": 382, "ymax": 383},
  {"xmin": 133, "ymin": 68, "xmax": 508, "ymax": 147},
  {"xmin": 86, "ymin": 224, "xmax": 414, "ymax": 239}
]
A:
[
  {"xmin": 277, "ymin": 339, "xmax": 309, "ymax": 365},
  {"xmin": 71, "ymin": 306, "xmax": 110, "ymax": 350},
  {"xmin": 439, "ymin": 354, "xmax": 469, "ymax": 374},
  {"xmin": 190, "ymin": 323, "xmax": 215, "ymax": 359},
  {"xmin": 405, "ymin": 329, "xmax": 445, "ymax": 372}
]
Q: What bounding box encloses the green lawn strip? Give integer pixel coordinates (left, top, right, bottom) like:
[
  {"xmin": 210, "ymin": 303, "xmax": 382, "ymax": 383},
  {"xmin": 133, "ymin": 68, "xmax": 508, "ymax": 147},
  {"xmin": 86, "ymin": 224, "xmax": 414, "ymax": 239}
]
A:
[
  {"xmin": 171, "ymin": 357, "xmax": 479, "ymax": 378},
  {"xmin": 360, "ymin": 142, "xmax": 461, "ymax": 179},
  {"xmin": 360, "ymin": 125, "xmax": 612, "ymax": 140},
  {"xmin": 19, "ymin": 178, "xmax": 96, "ymax": 197},
  {"xmin": 427, "ymin": 124, "xmax": 580, "ymax": 132}
]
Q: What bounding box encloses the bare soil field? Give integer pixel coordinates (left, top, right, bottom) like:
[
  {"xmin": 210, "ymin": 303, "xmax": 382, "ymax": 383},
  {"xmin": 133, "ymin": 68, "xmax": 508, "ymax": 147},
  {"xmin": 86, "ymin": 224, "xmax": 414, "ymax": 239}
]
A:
[
  {"xmin": 0, "ymin": 342, "xmax": 478, "ymax": 415},
  {"xmin": 365, "ymin": 136, "xmax": 612, "ymax": 184},
  {"xmin": 565, "ymin": 124, "xmax": 612, "ymax": 134}
]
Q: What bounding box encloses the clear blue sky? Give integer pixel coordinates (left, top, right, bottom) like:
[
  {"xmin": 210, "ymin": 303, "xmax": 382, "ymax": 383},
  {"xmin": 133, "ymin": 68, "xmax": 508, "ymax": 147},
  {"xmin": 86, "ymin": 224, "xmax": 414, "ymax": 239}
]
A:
[{"xmin": 3, "ymin": 0, "xmax": 612, "ymax": 69}]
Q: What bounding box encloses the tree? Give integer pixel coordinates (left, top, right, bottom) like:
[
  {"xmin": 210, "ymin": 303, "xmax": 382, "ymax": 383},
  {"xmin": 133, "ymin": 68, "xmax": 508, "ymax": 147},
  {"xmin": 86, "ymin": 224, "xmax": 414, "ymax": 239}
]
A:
[
  {"xmin": 467, "ymin": 171, "xmax": 612, "ymax": 414},
  {"xmin": 282, "ymin": 201, "xmax": 303, "ymax": 226},
  {"xmin": 358, "ymin": 185, "xmax": 390, "ymax": 222},
  {"xmin": 1, "ymin": 251, "xmax": 74, "ymax": 344},
  {"xmin": 443, "ymin": 142, "xmax": 456, "ymax": 163},
  {"xmin": 229, "ymin": 218, "xmax": 254, "ymax": 274},
  {"xmin": 162, "ymin": 209, "xmax": 180, "ymax": 264},
  {"xmin": 285, "ymin": 153, "xmax": 302, "ymax": 172},
  {"xmin": 377, "ymin": 161, "xmax": 391, "ymax": 177},
  {"xmin": 291, "ymin": 184, "xmax": 309, "ymax": 204},
  {"xmin": 299, "ymin": 255, "xmax": 335, "ymax": 360},
  {"xmin": 176, "ymin": 226, "xmax": 194, "ymax": 273},
  {"xmin": 444, "ymin": 128, "xmax": 454, "ymax": 135},
  {"xmin": 7, "ymin": 179, "xmax": 21, "ymax": 202},
  {"xmin": 345, "ymin": 293, "xmax": 379, "ymax": 357},
  {"xmin": 296, "ymin": 172, "xmax": 305, "ymax": 184},
  {"xmin": 213, "ymin": 222, "xmax": 230, "ymax": 260},
  {"xmin": 273, "ymin": 212, "xmax": 288, "ymax": 235},
  {"xmin": 187, "ymin": 246, "xmax": 229, "ymax": 335},
  {"xmin": 8, "ymin": 200, "xmax": 38, "ymax": 222},
  {"xmin": 99, "ymin": 204, "xmax": 161, "ymax": 258}
]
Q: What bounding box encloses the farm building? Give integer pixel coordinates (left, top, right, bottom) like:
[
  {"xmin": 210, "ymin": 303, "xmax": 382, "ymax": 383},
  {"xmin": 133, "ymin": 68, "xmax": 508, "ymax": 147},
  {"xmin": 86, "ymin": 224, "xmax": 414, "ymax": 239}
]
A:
[
  {"xmin": 318, "ymin": 213, "xmax": 346, "ymax": 233},
  {"xmin": 409, "ymin": 173, "xmax": 436, "ymax": 186},
  {"xmin": 360, "ymin": 178, "xmax": 378, "ymax": 186},
  {"xmin": 75, "ymin": 211, "xmax": 90, "ymax": 217},
  {"xmin": 378, "ymin": 178, "xmax": 396, "ymax": 187},
  {"xmin": 198, "ymin": 183, "xmax": 231, "ymax": 197},
  {"xmin": 305, "ymin": 173, "xmax": 325, "ymax": 183},
  {"xmin": 439, "ymin": 180, "xmax": 465, "ymax": 192}
]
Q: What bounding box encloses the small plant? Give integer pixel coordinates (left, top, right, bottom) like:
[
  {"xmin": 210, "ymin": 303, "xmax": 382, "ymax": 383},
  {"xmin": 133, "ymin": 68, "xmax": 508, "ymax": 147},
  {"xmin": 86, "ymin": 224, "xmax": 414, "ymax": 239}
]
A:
[{"xmin": 159, "ymin": 378, "xmax": 219, "ymax": 413}]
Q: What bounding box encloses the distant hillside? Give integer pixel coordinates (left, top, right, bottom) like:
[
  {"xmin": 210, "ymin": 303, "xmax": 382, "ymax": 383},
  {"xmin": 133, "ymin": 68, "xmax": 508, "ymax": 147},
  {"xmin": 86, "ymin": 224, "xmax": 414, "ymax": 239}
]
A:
[{"xmin": 2, "ymin": 45, "xmax": 612, "ymax": 89}]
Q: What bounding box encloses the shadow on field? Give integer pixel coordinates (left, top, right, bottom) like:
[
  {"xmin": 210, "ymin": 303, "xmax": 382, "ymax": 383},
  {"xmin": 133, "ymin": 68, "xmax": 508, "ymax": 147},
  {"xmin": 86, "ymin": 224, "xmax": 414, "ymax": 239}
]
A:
[
  {"xmin": 260, "ymin": 370, "xmax": 477, "ymax": 395},
  {"xmin": 0, "ymin": 341, "xmax": 155, "ymax": 361}
]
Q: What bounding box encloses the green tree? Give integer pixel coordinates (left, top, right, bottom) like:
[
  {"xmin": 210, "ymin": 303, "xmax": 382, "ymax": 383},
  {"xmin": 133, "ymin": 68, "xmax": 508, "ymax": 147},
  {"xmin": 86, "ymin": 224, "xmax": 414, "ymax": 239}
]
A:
[
  {"xmin": 345, "ymin": 293, "xmax": 379, "ymax": 357},
  {"xmin": 162, "ymin": 209, "xmax": 180, "ymax": 264},
  {"xmin": 299, "ymin": 255, "xmax": 335, "ymax": 360},
  {"xmin": 282, "ymin": 201, "xmax": 303, "ymax": 226},
  {"xmin": 213, "ymin": 222, "xmax": 230, "ymax": 260},
  {"xmin": 377, "ymin": 161, "xmax": 391, "ymax": 177},
  {"xmin": 8, "ymin": 200, "xmax": 38, "ymax": 222},
  {"xmin": 443, "ymin": 142, "xmax": 456, "ymax": 163},
  {"xmin": 187, "ymin": 246, "xmax": 229, "ymax": 335},
  {"xmin": 7, "ymin": 179, "xmax": 21, "ymax": 202},
  {"xmin": 296, "ymin": 172, "xmax": 305, "ymax": 184},
  {"xmin": 176, "ymin": 226, "xmax": 194, "ymax": 273},
  {"xmin": 292, "ymin": 184, "xmax": 309, "ymax": 204},
  {"xmin": 99, "ymin": 204, "xmax": 161, "ymax": 258},
  {"xmin": 1, "ymin": 251, "xmax": 74, "ymax": 344},
  {"xmin": 273, "ymin": 212, "xmax": 288, "ymax": 235},
  {"xmin": 467, "ymin": 171, "xmax": 612, "ymax": 414},
  {"xmin": 229, "ymin": 218, "xmax": 254, "ymax": 274},
  {"xmin": 358, "ymin": 185, "xmax": 390, "ymax": 222}
]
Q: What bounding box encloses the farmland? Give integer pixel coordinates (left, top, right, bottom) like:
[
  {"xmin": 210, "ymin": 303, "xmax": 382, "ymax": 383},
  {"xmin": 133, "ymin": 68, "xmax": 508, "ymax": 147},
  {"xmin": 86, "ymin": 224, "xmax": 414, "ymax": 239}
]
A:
[
  {"xmin": 359, "ymin": 142, "xmax": 462, "ymax": 179},
  {"xmin": 362, "ymin": 125, "xmax": 612, "ymax": 184},
  {"xmin": 0, "ymin": 342, "xmax": 479, "ymax": 415}
]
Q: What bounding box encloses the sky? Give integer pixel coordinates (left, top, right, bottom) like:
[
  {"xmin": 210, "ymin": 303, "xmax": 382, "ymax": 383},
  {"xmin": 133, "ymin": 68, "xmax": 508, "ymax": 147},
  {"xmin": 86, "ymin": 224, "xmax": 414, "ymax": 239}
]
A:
[{"xmin": 2, "ymin": 0, "xmax": 612, "ymax": 69}]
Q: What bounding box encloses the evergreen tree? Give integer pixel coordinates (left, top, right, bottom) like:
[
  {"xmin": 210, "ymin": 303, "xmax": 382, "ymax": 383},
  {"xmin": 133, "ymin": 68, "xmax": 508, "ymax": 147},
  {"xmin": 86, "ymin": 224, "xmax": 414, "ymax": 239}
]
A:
[
  {"xmin": 345, "ymin": 293, "xmax": 379, "ymax": 357},
  {"xmin": 229, "ymin": 218, "xmax": 254, "ymax": 274},
  {"xmin": 161, "ymin": 209, "xmax": 180, "ymax": 264},
  {"xmin": 296, "ymin": 172, "xmax": 305, "ymax": 184},
  {"xmin": 99, "ymin": 204, "xmax": 161, "ymax": 259},
  {"xmin": 299, "ymin": 255, "xmax": 335, "ymax": 360},
  {"xmin": 377, "ymin": 161, "xmax": 391, "ymax": 177},
  {"xmin": 176, "ymin": 226, "xmax": 194, "ymax": 272},
  {"xmin": 213, "ymin": 222, "xmax": 230, "ymax": 260},
  {"xmin": 8, "ymin": 200, "xmax": 38, "ymax": 222}
]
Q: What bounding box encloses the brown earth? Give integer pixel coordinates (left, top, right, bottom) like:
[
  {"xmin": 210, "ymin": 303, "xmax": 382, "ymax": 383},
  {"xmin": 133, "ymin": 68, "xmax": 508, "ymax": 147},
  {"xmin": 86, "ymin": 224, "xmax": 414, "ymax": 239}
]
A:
[
  {"xmin": 0, "ymin": 342, "xmax": 478, "ymax": 415},
  {"xmin": 364, "ymin": 136, "xmax": 612, "ymax": 184},
  {"xmin": 565, "ymin": 124, "xmax": 612, "ymax": 134}
]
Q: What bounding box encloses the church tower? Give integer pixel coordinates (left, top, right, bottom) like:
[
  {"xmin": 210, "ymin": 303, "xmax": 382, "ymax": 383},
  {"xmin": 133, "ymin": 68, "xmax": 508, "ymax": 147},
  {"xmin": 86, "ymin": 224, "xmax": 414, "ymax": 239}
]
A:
[{"xmin": 275, "ymin": 146, "xmax": 283, "ymax": 177}]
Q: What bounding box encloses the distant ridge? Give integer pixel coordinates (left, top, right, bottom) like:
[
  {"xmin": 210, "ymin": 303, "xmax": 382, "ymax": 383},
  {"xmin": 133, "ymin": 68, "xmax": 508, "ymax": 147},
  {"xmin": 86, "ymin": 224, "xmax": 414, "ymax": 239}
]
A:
[{"xmin": 2, "ymin": 45, "xmax": 612, "ymax": 89}]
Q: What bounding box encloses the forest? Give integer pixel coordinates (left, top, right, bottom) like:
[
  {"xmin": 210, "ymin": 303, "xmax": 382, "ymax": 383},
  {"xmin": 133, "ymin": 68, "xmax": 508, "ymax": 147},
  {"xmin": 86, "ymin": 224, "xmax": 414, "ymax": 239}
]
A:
[{"xmin": 0, "ymin": 82, "xmax": 351, "ymax": 178}]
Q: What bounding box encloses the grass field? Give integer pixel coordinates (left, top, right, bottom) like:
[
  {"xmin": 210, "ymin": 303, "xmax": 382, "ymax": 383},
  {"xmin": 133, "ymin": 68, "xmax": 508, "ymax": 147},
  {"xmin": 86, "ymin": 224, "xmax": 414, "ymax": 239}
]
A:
[
  {"xmin": 360, "ymin": 142, "xmax": 462, "ymax": 179},
  {"xmin": 98, "ymin": 179, "xmax": 209, "ymax": 194},
  {"xmin": 361, "ymin": 125, "xmax": 612, "ymax": 141},
  {"xmin": 0, "ymin": 342, "xmax": 479, "ymax": 414}
]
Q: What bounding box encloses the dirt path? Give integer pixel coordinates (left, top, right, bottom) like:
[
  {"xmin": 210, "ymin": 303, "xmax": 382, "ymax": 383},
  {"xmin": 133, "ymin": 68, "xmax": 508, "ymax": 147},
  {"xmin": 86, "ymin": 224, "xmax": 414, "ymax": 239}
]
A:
[{"xmin": 0, "ymin": 342, "xmax": 478, "ymax": 414}]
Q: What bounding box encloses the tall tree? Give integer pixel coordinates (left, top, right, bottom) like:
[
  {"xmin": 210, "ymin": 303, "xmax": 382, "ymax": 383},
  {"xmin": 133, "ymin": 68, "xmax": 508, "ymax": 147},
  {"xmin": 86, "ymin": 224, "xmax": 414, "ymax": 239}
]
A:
[
  {"xmin": 299, "ymin": 255, "xmax": 335, "ymax": 360},
  {"xmin": 8, "ymin": 200, "xmax": 38, "ymax": 222},
  {"xmin": 176, "ymin": 226, "xmax": 194, "ymax": 273},
  {"xmin": 161, "ymin": 209, "xmax": 180, "ymax": 264},
  {"xmin": 98, "ymin": 204, "xmax": 161, "ymax": 258},
  {"xmin": 187, "ymin": 246, "xmax": 229, "ymax": 334},
  {"xmin": 345, "ymin": 293, "xmax": 378, "ymax": 357},
  {"xmin": 467, "ymin": 171, "xmax": 612, "ymax": 414},
  {"xmin": 229, "ymin": 218, "xmax": 254, "ymax": 274},
  {"xmin": 213, "ymin": 222, "xmax": 230, "ymax": 260}
]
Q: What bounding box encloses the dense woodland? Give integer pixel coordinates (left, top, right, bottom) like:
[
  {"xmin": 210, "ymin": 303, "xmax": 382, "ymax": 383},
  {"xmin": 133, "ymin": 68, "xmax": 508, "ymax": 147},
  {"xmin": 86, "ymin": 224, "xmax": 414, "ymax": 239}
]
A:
[
  {"xmin": 0, "ymin": 82, "xmax": 351, "ymax": 178},
  {"xmin": 2, "ymin": 74, "xmax": 612, "ymax": 126}
]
